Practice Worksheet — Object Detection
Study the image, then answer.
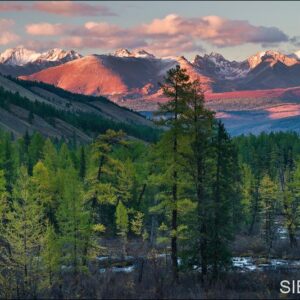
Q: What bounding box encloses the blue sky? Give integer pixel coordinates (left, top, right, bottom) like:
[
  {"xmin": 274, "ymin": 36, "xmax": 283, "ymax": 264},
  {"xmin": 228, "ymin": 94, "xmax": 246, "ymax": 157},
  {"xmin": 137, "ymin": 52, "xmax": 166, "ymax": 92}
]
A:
[{"xmin": 1, "ymin": 1, "xmax": 299, "ymax": 61}]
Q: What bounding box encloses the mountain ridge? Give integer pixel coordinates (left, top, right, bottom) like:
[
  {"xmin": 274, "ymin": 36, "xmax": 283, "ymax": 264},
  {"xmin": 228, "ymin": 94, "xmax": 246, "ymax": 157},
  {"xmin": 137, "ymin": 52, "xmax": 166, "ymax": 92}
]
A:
[{"xmin": 16, "ymin": 47, "xmax": 300, "ymax": 108}]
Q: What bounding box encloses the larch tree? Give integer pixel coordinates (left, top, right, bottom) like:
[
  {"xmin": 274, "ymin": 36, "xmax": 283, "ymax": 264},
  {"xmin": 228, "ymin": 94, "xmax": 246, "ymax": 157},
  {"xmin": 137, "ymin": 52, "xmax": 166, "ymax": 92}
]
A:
[
  {"xmin": 210, "ymin": 121, "xmax": 237, "ymax": 279},
  {"xmin": 259, "ymin": 174, "xmax": 278, "ymax": 256},
  {"xmin": 5, "ymin": 166, "xmax": 44, "ymax": 298},
  {"xmin": 85, "ymin": 129, "xmax": 127, "ymax": 225},
  {"xmin": 282, "ymin": 160, "xmax": 300, "ymax": 247},
  {"xmin": 0, "ymin": 169, "xmax": 10, "ymax": 298},
  {"xmin": 56, "ymin": 167, "xmax": 92, "ymax": 278},
  {"xmin": 31, "ymin": 161, "xmax": 55, "ymax": 225},
  {"xmin": 240, "ymin": 163, "xmax": 257, "ymax": 230},
  {"xmin": 41, "ymin": 223, "xmax": 60, "ymax": 289},
  {"xmin": 180, "ymin": 80, "xmax": 214, "ymax": 278},
  {"xmin": 154, "ymin": 65, "xmax": 191, "ymax": 281},
  {"xmin": 0, "ymin": 169, "xmax": 9, "ymax": 229},
  {"xmin": 115, "ymin": 200, "xmax": 129, "ymax": 256}
]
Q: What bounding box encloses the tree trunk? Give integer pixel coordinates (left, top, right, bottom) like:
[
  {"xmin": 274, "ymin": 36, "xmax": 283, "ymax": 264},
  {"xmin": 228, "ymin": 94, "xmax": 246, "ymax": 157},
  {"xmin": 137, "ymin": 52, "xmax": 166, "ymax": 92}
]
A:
[
  {"xmin": 248, "ymin": 186, "xmax": 259, "ymax": 235},
  {"xmin": 150, "ymin": 215, "xmax": 156, "ymax": 247},
  {"xmin": 288, "ymin": 226, "xmax": 298, "ymax": 248},
  {"xmin": 212, "ymin": 123, "xmax": 222, "ymax": 280},
  {"xmin": 171, "ymin": 179, "xmax": 179, "ymax": 282},
  {"xmin": 171, "ymin": 83, "xmax": 179, "ymax": 283}
]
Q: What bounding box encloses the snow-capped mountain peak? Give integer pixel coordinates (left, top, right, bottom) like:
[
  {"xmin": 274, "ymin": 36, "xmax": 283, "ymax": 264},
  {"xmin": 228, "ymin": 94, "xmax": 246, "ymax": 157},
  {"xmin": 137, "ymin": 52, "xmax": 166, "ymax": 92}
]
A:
[
  {"xmin": 39, "ymin": 48, "xmax": 82, "ymax": 62},
  {"xmin": 113, "ymin": 48, "xmax": 132, "ymax": 57},
  {"xmin": 248, "ymin": 50, "xmax": 298, "ymax": 69},
  {"xmin": 247, "ymin": 51, "xmax": 267, "ymax": 69},
  {"xmin": 132, "ymin": 49, "xmax": 155, "ymax": 59},
  {"xmin": 0, "ymin": 47, "xmax": 82, "ymax": 66},
  {"xmin": 113, "ymin": 48, "xmax": 155, "ymax": 59},
  {"xmin": 0, "ymin": 47, "xmax": 41, "ymax": 66},
  {"xmin": 193, "ymin": 52, "xmax": 249, "ymax": 80}
]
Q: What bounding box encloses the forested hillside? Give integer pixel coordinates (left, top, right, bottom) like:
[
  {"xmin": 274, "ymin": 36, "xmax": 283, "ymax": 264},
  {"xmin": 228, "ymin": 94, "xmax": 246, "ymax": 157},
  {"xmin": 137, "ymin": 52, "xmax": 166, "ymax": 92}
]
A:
[
  {"xmin": 1, "ymin": 66, "xmax": 300, "ymax": 299},
  {"xmin": 0, "ymin": 75, "xmax": 159, "ymax": 142}
]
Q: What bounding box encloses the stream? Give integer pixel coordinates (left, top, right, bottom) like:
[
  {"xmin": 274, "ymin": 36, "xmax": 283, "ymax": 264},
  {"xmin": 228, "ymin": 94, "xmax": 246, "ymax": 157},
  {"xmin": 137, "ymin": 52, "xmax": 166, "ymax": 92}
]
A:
[{"xmin": 96, "ymin": 255, "xmax": 300, "ymax": 274}]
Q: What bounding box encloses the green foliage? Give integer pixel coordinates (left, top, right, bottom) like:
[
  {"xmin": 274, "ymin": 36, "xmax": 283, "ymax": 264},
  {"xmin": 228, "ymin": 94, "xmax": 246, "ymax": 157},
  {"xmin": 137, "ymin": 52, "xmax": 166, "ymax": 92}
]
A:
[
  {"xmin": 115, "ymin": 201, "xmax": 129, "ymax": 237},
  {"xmin": 2, "ymin": 72, "xmax": 300, "ymax": 295},
  {"xmin": 0, "ymin": 85, "xmax": 160, "ymax": 142},
  {"xmin": 131, "ymin": 211, "xmax": 144, "ymax": 236},
  {"xmin": 56, "ymin": 167, "xmax": 92, "ymax": 274},
  {"xmin": 259, "ymin": 174, "xmax": 278, "ymax": 253},
  {"xmin": 4, "ymin": 166, "xmax": 44, "ymax": 297}
]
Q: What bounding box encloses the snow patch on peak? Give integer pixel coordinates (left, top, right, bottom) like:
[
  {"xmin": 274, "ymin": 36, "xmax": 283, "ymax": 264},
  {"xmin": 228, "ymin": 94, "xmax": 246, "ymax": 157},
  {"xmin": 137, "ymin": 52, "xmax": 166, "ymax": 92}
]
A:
[
  {"xmin": 248, "ymin": 50, "xmax": 298, "ymax": 68},
  {"xmin": 0, "ymin": 47, "xmax": 41, "ymax": 66},
  {"xmin": 0, "ymin": 47, "xmax": 82, "ymax": 66},
  {"xmin": 113, "ymin": 48, "xmax": 155, "ymax": 59},
  {"xmin": 39, "ymin": 48, "xmax": 82, "ymax": 62},
  {"xmin": 247, "ymin": 51, "xmax": 267, "ymax": 69},
  {"xmin": 132, "ymin": 49, "xmax": 155, "ymax": 59},
  {"xmin": 113, "ymin": 48, "xmax": 132, "ymax": 57},
  {"xmin": 194, "ymin": 52, "xmax": 249, "ymax": 80}
]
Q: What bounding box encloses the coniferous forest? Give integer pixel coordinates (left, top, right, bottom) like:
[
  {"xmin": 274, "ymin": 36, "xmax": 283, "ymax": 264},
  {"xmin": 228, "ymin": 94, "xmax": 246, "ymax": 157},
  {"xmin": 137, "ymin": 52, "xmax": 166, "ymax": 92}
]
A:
[{"xmin": 1, "ymin": 66, "xmax": 300, "ymax": 299}]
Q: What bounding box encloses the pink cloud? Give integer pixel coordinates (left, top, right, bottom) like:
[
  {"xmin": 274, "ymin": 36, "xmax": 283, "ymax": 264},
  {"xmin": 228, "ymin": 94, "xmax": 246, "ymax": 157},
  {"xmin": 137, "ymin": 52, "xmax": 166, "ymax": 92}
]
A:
[
  {"xmin": 33, "ymin": 1, "xmax": 116, "ymax": 17},
  {"xmin": 0, "ymin": 31, "xmax": 20, "ymax": 46},
  {"xmin": 19, "ymin": 14, "xmax": 289, "ymax": 56},
  {"xmin": 22, "ymin": 36, "xmax": 146, "ymax": 52},
  {"xmin": 0, "ymin": 1, "xmax": 115, "ymax": 16},
  {"xmin": 26, "ymin": 23, "xmax": 70, "ymax": 36},
  {"xmin": 145, "ymin": 35, "xmax": 204, "ymax": 57},
  {"xmin": 58, "ymin": 36, "xmax": 147, "ymax": 50},
  {"xmin": 0, "ymin": 19, "xmax": 20, "ymax": 45},
  {"xmin": 140, "ymin": 14, "xmax": 288, "ymax": 47},
  {"xmin": 83, "ymin": 22, "xmax": 125, "ymax": 37}
]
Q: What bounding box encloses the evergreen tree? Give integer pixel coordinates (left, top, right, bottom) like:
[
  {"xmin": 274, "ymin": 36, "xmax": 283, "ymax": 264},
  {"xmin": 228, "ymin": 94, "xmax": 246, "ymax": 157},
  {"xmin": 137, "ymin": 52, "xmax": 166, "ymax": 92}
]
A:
[
  {"xmin": 0, "ymin": 169, "xmax": 9, "ymax": 228},
  {"xmin": 115, "ymin": 200, "xmax": 129, "ymax": 256},
  {"xmin": 154, "ymin": 65, "xmax": 190, "ymax": 281},
  {"xmin": 56, "ymin": 167, "xmax": 93, "ymax": 277},
  {"xmin": 240, "ymin": 164, "xmax": 257, "ymax": 230},
  {"xmin": 180, "ymin": 80, "xmax": 214, "ymax": 277},
  {"xmin": 27, "ymin": 133, "xmax": 44, "ymax": 175},
  {"xmin": 85, "ymin": 130, "xmax": 127, "ymax": 226},
  {"xmin": 41, "ymin": 224, "xmax": 60, "ymax": 289},
  {"xmin": 28, "ymin": 111, "xmax": 34, "ymax": 125},
  {"xmin": 5, "ymin": 166, "xmax": 44, "ymax": 298},
  {"xmin": 210, "ymin": 121, "xmax": 237, "ymax": 279},
  {"xmin": 283, "ymin": 161, "xmax": 300, "ymax": 247},
  {"xmin": 31, "ymin": 161, "xmax": 56, "ymax": 225},
  {"xmin": 259, "ymin": 174, "xmax": 278, "ymax": 255},
  {"xmin": 79, "ymin": 146, "xmax": 86, "ymax": 179},
  {"xmin": 0, "ymin": 169, "xmax": 10, "ymax": 298},
  {"xmin": 131, "ymin": 211, "xmax": 144, "ymax": 237}
]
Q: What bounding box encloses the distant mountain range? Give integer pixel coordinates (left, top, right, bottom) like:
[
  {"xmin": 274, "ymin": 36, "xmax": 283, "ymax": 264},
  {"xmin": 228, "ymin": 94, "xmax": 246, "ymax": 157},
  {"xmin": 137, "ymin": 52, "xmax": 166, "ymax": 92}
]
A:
[
  {"xmin": 3, "ymin": 46, "xmax": 298, "ymax": 109},
  {"xmin": 2, "ymin": 46, "xmax": 300, "ymax": 135},
  {"xmin": 0, "ymin": 47, "xmax": 82, "ymax": 77}
]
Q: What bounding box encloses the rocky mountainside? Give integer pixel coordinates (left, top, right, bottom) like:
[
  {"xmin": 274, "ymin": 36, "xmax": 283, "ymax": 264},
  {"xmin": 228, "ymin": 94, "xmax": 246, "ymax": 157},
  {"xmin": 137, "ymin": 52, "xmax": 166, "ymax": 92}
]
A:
[
  {"xmin": 17, "ymin": 47, "xmax": 300, "ymax": 106},
  {"xmin": 0, "ymin": 47, "xmax": 82, "ymax": 76},
  {"xmin": 0, "ymin": 74, "xmax": 157, "ymax": 142},
  {"xmin": 2, "ymin": 46, "xmax": 300, "ymax": 136},
  {"xmin": 1, "ymin": 47, "xmax": 300, "ymax": 119}
]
